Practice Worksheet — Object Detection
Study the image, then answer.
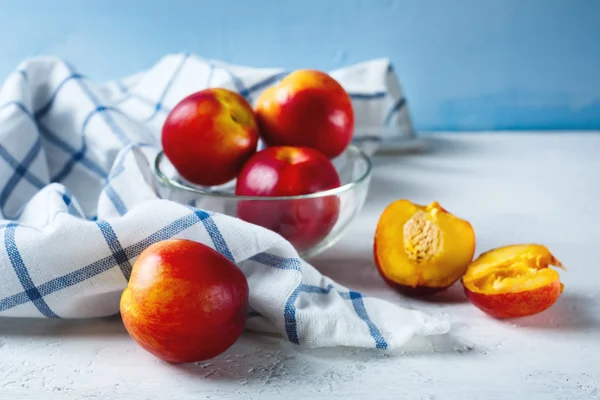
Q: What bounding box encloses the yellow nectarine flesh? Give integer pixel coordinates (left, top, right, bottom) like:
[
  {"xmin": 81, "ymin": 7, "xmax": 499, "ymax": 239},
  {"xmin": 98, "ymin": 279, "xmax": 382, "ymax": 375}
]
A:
[
  {"xmin": 374, "ymin": 200, "xmax": 476, "ymax": 296},
  {"xmin": 462, "ymin": 244, "xmax": 565, "ymax": 319}
]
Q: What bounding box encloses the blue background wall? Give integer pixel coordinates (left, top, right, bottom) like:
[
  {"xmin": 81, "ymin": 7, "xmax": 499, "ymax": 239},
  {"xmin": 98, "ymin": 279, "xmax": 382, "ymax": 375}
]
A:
[{"xmin": 1, "ymin": 0, "xmax": 599, "ymax": 131}]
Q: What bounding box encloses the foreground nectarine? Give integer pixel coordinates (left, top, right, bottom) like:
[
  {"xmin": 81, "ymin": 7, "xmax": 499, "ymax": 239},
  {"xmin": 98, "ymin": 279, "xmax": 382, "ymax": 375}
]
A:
[
  {"xmin": 462, "ymin": 244, "xmax": 564, "ymax": 319},
  {"xmin": 374, "ymin": 200, "xmax": 476, "ymax": 296},
  {"xmin": 235, "ymin": 146, "xmax": 341, "ymax": 251},
  {"xmin": 162, "ymin": 88, "xmax": 259, "ymax": 187},
  {"xmin": 120, "ymin": 239, "xmax": 249, "ymax": 363},
  {"xmin": 254, "ymin": 70, "xmax": 354, "ymax": 159}
]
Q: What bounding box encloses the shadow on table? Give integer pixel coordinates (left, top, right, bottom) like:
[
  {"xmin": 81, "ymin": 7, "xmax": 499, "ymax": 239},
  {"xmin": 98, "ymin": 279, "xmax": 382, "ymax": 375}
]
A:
[
  {"xmin": 171, "ymin": 328, "xmax": 477, "ymax": 385},
  {"xmin": 169, "ymin": 332, "xmax": 307, "ymax": 384},
  {"xmin": 312, "ymin": 252, "xmax": 468, "ymax": 305},
  {"xmin": 509, "ymin": 293, "xmax": 600, "ymax": 332},
  {"xmin": 0, "ymin": 314, "xmax": 126, "ymax": 337}
]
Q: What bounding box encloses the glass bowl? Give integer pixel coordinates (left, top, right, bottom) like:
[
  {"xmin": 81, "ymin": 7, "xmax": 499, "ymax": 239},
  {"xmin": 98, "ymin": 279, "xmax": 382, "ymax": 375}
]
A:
[{"xmin": 153, "ymin": 145, "xmax": 372, "ymax": 258}]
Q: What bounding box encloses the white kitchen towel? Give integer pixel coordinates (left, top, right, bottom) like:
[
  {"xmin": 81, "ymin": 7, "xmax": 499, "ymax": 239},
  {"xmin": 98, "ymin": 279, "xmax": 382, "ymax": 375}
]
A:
[{"xmin": 0, "ymin": 53, "xmax": 449, "ymax": 349}]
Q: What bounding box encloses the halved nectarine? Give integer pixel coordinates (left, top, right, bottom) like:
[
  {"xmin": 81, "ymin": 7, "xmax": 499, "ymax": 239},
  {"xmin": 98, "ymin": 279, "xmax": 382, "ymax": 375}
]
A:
[
  {"xmin": 373, "ymin": 200, "xmax": 476, "ymax": 296},
  {"xmin": 462, "ymin": 244, "xmax": 565, "ymax": 319}
]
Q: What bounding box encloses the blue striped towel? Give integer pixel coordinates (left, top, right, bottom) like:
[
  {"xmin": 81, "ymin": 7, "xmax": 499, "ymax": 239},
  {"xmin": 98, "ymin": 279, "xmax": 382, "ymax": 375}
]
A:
[{"xmin": 0, "ymin": 53, "xmax": 449, "ymax": 349}]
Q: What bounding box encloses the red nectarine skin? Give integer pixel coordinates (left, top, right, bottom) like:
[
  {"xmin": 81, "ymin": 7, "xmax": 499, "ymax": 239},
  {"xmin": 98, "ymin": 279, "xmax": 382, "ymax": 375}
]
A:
[
  {"xmin": 255, "ymin": 70, "xmax": 354, "ymax": 159},
  {"xmin": 462, "ymin": 244, "xmax": 565, "ymax": 319},
  {"xmin": 162, "ymin": 88, "xmax": 259, "ymax": 187},
  {"xmin": 235, "ymin": 146, "xmax": 341, "ymax": 251},
  {"xmin": 120, "ymin": 239, "xmax": 249, "ymax": 363},
  {"xmin": 464, "ymin": 279, "xmax": 563, "ymax": 319},
  {"xmin": 373, "ymin": 200, "xmax": 476, "ymax": 297}
]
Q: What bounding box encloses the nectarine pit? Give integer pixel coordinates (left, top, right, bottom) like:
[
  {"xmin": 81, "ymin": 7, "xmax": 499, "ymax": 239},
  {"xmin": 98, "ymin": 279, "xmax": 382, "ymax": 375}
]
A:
[{"xmin": 403, "ymin": 210, "xmax": 443, "ymax": 265}]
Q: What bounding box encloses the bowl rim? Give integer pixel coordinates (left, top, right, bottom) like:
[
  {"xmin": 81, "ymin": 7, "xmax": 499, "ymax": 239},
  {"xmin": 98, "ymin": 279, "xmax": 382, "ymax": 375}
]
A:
[{"xmin": 153, "ymin": 144, "xmax": 373, "ymax": 201}]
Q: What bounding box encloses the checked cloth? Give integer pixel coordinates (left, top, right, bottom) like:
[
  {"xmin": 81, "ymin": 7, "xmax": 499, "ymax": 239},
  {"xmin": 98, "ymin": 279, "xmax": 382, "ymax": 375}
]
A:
[{"xmin": 0, "ymin": 53, "xmax": 449, "ymax": 349}]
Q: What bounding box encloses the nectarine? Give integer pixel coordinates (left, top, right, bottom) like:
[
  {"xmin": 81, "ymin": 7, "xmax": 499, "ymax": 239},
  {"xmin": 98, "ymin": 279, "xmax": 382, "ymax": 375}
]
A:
[
  {"xmin": 254, "ymin": 70, "xmax": 354, "ymax": 159},
  {"xmin": 235, "ymin": 146, "xmax": 341, "ymax": 251},
  {"xmin": 162, "ymin": 88, "xmax": 259, "ymax": 187},
  {"xmin": 120, "ymin": 239, "xmax": 249, "ymax": 363},
  {"xmin": 462, "ymin": 244, "xmax": 565, "ymax": 319},
  {"xmin": 373, "ymin": 200, "xmax": 476, "ymax": 296}
]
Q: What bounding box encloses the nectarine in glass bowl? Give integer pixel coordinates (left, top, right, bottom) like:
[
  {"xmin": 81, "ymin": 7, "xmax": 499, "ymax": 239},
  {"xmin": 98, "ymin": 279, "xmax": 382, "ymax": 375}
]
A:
[{"xmin": 153, "ymin": 145, "xmax": 372, "ymax": 258}]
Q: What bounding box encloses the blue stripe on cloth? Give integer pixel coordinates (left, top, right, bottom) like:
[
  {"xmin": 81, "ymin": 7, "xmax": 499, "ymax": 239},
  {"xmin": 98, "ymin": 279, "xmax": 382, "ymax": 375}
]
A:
[
  {"xmin": 113, "ymin": 92, "xmax": 171, "ymax": 113},
  {"xmin": 3, "ymin": 223, "xmax": 60, "ymax": 318},
  {"xmin": 122, "ymin": 209, "xmax": 211, "ymax": 260},
  {"xmin": 68, "ymin": 72, "xmax": 129, "ymax": 145},
  {"xmin": 51, "ymin": 146, "xmax": 87, "ymax": 182},
  {"xmin": 221, "ymin": 66, "xmax": 247, "ymax": 96},
  {"xmin": 349, "ymin": 92, "xmax": 386, "ymax": 100},
  {"xmin": 249, "ymin": 254, "xmax": 302, "ymax": 344},
  {"xmin": 284, "ymin": 284, "xmax": 301, "ymax": 344},
  {"xmin": 0, "ymin": 138, "xmax": 44, "ymax": 216},
  {"xmin": 34, "ymin": 73, "xmax": 84, "ymax": 119},
  {"xmin": 0, "ymin": 141, "xmax": 46, "ymax": 189},
  {"xmin": 347, "ymin": 291, "xmax": 388, "ymax": 349},
  {"xmin": 103, "ymin": 184, "xmax": 127, "ymax": 216},
  {"xmin": 195, "ymin": 209, "xmax": 235, "ymax": 262},
  {"xmin": 143, "ymin": 53, "xmax": 189, "ymax": 122},
  {"xmin": 384, "ymin": 97, "xmax": 406, "ymax": 126},
  {"xmin": 95, "ymin": 220, "xmax": 132, "ymax": 280},
  {"xmin": 0, "ymin": 209, "xmax": 212, "ymax": 312},
  {"xmin": 37, "ymin": 123, "xmax": 107, "ymax": 179},
  {"xmin": 248, "ymin": 253, "xmax": 302, "ymax": 270},
  {"xmin": 239, "ymin": 71, "xmax": 289, "ymax": 99},
  {"xmin": 0, "ymin": 101, "xmax": 34, "ymax": 119},
  {"xmin": 0, "ymin": 290, "xmax": 29, "ymax": 312},
  {"xmin": 100, "ymin": 142, "xmax": 142, "ymax": 216},
  {"xmin": 61, "ymin": 190, "xmax": 83, "ymax": 217},
  {"xmin": 286, "ymin": 283, "xmax": 384, "ymax": 347},
  {"xmin": 299, "ymin": 283, "xmax": 335, "ymax": 294},
  {"xmin": 50, "ymin": 105, "xmax": 116, "ymax": 182}
]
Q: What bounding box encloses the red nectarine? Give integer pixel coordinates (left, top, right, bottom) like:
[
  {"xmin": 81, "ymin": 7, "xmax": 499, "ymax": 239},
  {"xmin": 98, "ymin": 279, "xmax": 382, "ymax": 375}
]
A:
[
  {"xmin": 162, "ymin": 88, "xmax": 259, "ymax": 187},
  {"xmin": 254, "ymin": 70, "xmax": 354, "ymax": 159},
  {"xmin": 462, "ymin": 244, "xmax": 565, "ymax": 319},
  {"xmin": 234, "ymin": 146, "xmax": 341, "ymax": 252},
  {"xmin": 120, "ymin": 239, "xmax": 249, "ymax": 363}
]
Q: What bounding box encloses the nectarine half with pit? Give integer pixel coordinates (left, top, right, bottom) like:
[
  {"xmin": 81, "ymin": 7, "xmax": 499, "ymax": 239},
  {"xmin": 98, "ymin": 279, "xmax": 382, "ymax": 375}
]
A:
[
  {"xmin": 373, "ymin": 200, "xmax": 476, "ymax": 296},
  {"xmin": 462, "ymin": 244, "xmax": 565, "ymax": 319},
  {"xmin": 120, "ymin": 239, "xmax": 249, "ymax": 363}
]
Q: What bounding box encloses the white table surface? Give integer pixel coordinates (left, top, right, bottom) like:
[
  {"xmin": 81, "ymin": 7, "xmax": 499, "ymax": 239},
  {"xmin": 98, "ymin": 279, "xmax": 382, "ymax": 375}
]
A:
[{"xmin": 1, "ymin": 133, "xmax": 599, "ymax": 400}]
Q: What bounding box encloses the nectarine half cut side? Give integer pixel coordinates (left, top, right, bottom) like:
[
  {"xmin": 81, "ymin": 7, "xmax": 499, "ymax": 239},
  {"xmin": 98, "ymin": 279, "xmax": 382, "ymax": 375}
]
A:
[
  {"xmin": 462, "ymin": 244, "xmax": 565, "ymax": 319},
  {"xmin": 373, "ymin": 200, "xmax": 476, "ymax": 296}
]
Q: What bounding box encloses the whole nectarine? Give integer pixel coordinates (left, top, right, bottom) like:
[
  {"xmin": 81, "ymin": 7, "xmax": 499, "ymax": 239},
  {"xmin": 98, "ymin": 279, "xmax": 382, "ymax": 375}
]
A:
[
  {"xmin": 462, "ymin": 244, "xmax": 565, "ymax": 319},
  {"xmin": 374, "ymin": 200, "xmax": 476, "ymax": 296},
  {"xmin": 162, "ymin": 88, "xmax": 260, "ymax": 187},
  {"xmin": 235, "ymin": 146, "xmax": 341, "ymax": 252},
  {"xmin": 254, "ymin": 70, "xmax": 354, "ymax": 159},
  {"xmin": 120, "ymin": 239, "xmax": 249, "ymax": 363}
]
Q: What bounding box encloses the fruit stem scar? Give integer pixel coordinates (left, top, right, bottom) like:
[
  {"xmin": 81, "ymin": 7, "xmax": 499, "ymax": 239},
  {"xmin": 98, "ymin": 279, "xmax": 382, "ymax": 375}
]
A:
[{"xmin": 403, "ymin": 211, "xmax": 442, "ymax": 264}]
